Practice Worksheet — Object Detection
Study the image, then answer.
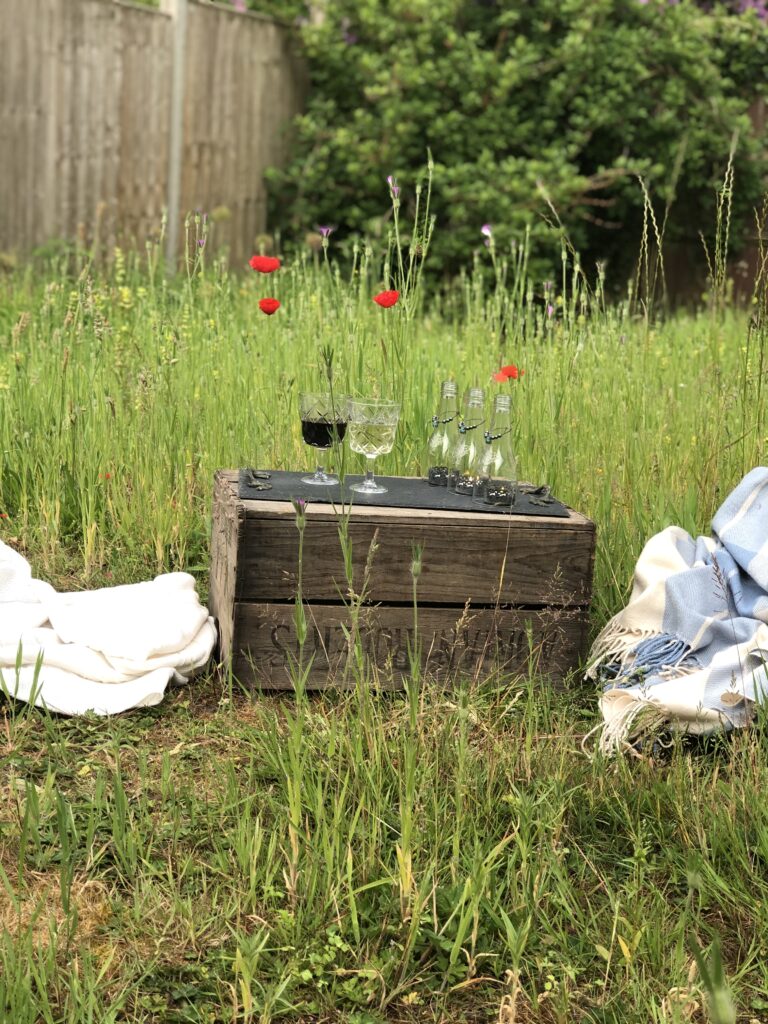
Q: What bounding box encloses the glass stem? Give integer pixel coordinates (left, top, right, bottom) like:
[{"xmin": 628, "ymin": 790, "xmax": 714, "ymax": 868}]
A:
[{"xmin": 365, "ymin": 458, "xmax": 376, "ymax": 486}]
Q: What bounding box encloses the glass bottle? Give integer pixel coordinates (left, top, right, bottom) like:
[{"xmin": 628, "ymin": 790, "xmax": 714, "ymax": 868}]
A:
[
  {"xmin": 447, "ymin": 387, "xmax": 486, "ymax": 494},
  {"xmin": 426, "ymin": 380, "xmax": 459, "ymax": 486},
  {"xmin": 472, "ymin": 393, "xmax": 517, "ymax": 507}
]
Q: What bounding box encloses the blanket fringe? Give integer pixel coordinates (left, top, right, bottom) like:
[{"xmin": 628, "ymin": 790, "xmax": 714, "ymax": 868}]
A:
[
  {"xmin": 584, "ymin": 616, "xmax": 657, "ymax": 679},
  {"xmin": 586, "ymin": 617, "xmax": 696, "ymax": 682},
  {"xmin": 583, "ymin": 698, "xmax": 668, "ymax": 757}
]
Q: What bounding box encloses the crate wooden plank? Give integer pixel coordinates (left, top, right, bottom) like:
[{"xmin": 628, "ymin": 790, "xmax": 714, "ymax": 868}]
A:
[
  {"xmin": 228, "ymin": 602, "xmax": 590, "ymax": 689},
  {"xmin": 215, "ymin": 471, "xmax": 595, "ymax": 608}
]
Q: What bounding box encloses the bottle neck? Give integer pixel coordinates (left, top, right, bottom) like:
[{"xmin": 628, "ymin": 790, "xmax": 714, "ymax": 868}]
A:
[
  {"xmin": 433, "ymin": 396, "xmax": 458, "ymax": 428},
  {"xmin": 484, "ymin": 408, "xmax": 514, "ymax": 443},
  {"xmin": 459, "ymin": 408, "xmax": 484, "ymax": 433}
]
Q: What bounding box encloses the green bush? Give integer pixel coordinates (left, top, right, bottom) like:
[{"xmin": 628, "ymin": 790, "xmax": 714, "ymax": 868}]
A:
[{"xmin": 267, "ymin": 0, "xmax": 768, "ymax": 286}]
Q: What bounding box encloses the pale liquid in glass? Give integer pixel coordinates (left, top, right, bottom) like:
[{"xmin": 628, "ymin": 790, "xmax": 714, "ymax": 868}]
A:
[{"xmin": 348, "ymin": 422, "xmax": 397, "ymax": 458}]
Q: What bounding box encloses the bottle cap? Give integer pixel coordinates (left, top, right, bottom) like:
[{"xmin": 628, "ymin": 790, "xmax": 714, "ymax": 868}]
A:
[
  {"xmin": 494, "ymin": 394, "xmax": 512, "ymax": 412},
  {"xmin": 441, "ymin": 380, "xmax": 458, "ymax": 397},
  {"xmin": 467, "ymin": 387, "xmax": 485, "ymax": 406}
]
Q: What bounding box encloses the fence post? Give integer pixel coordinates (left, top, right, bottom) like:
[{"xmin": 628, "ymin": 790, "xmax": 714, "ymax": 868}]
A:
[{"xmin": 160, "ymin": 0, "xmax": 188, "ymax": 273}]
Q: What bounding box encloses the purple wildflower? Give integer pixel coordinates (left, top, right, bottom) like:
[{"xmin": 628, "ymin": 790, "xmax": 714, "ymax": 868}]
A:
[
  {"xmin": 481, "ymin": 223, "xmax": 493, "ymax": 238},
  {"xmin": 547, "ymin": 304, "xmax": 554, "ymax": 318},
  {"xmin": 291, "ymin": 496, "xmax": 308, "ymax": 528},
  {"xmin": 387, "ymin": 175, "xmax": 401, "ymax": 199},
  {"xmin": 738, "ymin": 0, "xmax": 768, "ymax": 16},
  {"xmin": 197, "ymin": 238, "xmax": 206, "ymax": 248},
  {"xmin": 315, "ymin": 225, "xmax": 336, "ymax": 238},
  {"xmin": 340, "ymin": 17, "xmax": 358, "ymax": 44},
  {"xmin": 232, "ymin": 0, "xmax": 247, "ymax": 11}
]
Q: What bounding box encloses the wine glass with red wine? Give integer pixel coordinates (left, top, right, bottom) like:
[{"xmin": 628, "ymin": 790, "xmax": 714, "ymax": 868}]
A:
[{"xmin": 299, "ymin": 392, "xmax": 349, "ymax": 486}]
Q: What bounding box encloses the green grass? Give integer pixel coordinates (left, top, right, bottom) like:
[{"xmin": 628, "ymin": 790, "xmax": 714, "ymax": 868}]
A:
[{"xmin": 1, "ymin": 231, "xmax": 767, "ymax": 1022}]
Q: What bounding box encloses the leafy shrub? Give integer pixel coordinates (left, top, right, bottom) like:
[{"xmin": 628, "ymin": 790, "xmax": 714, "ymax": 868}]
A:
[{"xmin": 267, "ymin": 0, "xmax": 768, "ymax": 286}]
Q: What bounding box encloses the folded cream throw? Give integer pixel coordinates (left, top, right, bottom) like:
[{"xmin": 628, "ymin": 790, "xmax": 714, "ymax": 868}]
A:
[{"xmin": 0, "ymin": 540, "xmax": 216, "ymax": 715}]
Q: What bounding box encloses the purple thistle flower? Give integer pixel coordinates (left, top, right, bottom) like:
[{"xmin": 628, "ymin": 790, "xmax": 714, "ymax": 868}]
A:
[
  {"xmin": 315, "ymin": 225, "xmax": 336, "ymax": 238},
  {"xmin": 197, "ymin": 238, "xmax": 206, "ymax": 248},
  {"xmin": 387, "ymin": 175, "xmax": 401, "ymax": 199},
  {"xmin": 481, "ymin": 223, "xmax": 493, "ymax": 238},
  {"xmin": 547, "ymin": 304, "xmax": 554, "ymax": 318}
]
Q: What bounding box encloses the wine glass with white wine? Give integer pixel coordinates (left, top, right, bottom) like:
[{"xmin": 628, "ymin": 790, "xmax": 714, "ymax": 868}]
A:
[{"xmin": 347, "ymin": 398, "xmax": 400, "ymax": 495}]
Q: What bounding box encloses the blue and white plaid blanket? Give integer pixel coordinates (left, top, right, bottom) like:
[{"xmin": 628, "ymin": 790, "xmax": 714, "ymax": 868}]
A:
[{"xmin": 587, "ymin": 467, "xmax": 768, "ymax": 753}]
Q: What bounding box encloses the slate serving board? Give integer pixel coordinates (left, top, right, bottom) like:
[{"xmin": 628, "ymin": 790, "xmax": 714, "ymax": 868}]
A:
[{"xmin": 237, "ymin": 470, "xmax": 571, "ymax": 518}]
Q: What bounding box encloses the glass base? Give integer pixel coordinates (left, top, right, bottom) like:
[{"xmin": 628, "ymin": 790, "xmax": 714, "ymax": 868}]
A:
[
  {"xmin": 350, "ymin": 479, "xmax": 387, "ymax": 495},
  {"xmin": 427, "ymin": 465, "xmax": 448, "ymax": 486},
  {"xmin": 473, "ymin": 479, "xmax": 517, "ymax": 507},
  {"xmin": 301, "ymin": 470, "xmax": 339, "ymax": 486}
]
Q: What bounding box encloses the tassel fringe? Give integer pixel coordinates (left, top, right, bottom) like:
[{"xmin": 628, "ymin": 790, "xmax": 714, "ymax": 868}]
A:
[
  {"xmin": 583, "ymin": 698, "xmax": 668, "ymax": 757},
  {"xmin": 584, "ymin": 615, "xmax": 658, "ymax": 680},
  {"xmin": 586, "ymin": 616, "xmax": 694, "ymax": 683}
]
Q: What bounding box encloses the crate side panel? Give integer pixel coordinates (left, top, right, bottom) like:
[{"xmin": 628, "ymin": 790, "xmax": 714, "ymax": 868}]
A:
[
  {"xmin": 230, "ymin": 602, "xmax": 590, "ymax": 689},
  {"xmin": 208, "ymin": 470, "xmax": 244, "ymax": 662},
  {"xmin": 236, "ymin": 519, "xmax": 595, "ymax": 607}
]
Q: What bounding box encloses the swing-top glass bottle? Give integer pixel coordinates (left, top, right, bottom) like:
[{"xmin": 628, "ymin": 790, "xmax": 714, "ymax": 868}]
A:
[
  {"xmin": 472, "ymin": 393, "xmax": 517, "ymax": 507},
  {"xmin": 447, "ymin": 387, "xmax": 486, "ymax": 495},
  {"xmin": 426, "ymin": 380, "xmax": 459, "ymax": 486}
]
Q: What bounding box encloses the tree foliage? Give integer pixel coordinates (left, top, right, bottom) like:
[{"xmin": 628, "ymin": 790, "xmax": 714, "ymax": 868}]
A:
[{"xmin": 266, "ymin": 0, "xmax": 768, "ymax": 284}]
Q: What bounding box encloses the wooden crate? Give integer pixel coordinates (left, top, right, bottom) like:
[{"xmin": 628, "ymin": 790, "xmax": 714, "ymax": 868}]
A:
[{"xmin": 209, "ymin": 470, "xmax": 596, "ymax": 688}]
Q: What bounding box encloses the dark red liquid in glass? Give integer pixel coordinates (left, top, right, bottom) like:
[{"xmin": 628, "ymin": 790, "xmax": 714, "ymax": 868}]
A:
[{"xmin": 301, "ymin": 419, "xmax": 347, "ymax": 448}]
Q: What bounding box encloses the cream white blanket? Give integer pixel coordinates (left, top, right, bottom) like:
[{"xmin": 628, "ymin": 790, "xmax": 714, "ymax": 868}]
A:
[{"xmin": 0, "ymin": 540, "xmax": 216, "ymax": 715}]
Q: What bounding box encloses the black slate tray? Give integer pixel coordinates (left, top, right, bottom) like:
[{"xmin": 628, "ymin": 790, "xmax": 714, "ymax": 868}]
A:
[{"xmin": 238, "ymin": 470, "xmax": 570, "ymax": 518}]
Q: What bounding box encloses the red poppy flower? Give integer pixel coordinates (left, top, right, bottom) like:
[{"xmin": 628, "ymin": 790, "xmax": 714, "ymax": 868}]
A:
[
  {"xmin": 373, "ymin": 290, "xmax": 399, "ymax": 308},
  {"xmin": 249, "ymin": 255, "xmax": 281, "ymax": 274},
  {"xmin": 258, "ymin": 298, "xmax": 280, "ymax": 316},
  {"xmin": 493, "ymin": 364, "xmax": 524, "ymax": 382}
]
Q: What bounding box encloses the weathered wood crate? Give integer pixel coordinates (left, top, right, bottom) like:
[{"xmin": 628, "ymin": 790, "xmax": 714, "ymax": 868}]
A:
[{"xmin": 209, "ymin": 470, "xmax": 596, "ymax": 688}]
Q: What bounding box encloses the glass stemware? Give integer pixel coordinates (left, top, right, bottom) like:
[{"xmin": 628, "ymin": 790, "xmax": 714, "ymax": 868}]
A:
[
  {"xmin": 299, "ymin": 392, "xmax": 348, "ymax": 486},
  {"xmin": 347, "ymin": 398, "xmax": 400, "ymax": 495}
]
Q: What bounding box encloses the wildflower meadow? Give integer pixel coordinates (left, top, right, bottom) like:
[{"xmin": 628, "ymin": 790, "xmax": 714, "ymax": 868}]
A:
[{"xmin": 1, "ymin": 173, "xmax": 768, "ymax": 1023}]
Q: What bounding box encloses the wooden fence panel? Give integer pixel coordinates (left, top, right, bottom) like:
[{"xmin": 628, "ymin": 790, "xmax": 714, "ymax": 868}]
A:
[{"xmin": 0, "ymin": 0, "xmax": 305, "ymax": 261}]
